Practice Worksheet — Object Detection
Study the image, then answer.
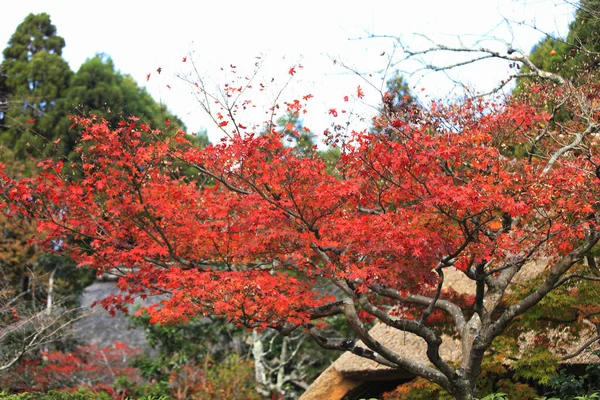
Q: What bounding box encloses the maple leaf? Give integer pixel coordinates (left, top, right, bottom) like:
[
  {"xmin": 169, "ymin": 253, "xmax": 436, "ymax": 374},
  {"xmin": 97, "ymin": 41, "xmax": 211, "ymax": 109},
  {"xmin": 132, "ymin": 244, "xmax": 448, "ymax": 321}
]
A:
[
  {"xmin": 157, "ymin": 67, "xmax": 162, "ymax": 74},
  {"xmin": 357, "ymin": 85, "xmax": 364, "ymax": 99},
  {"xmin": 182, "ymin": 56, "xmax": 187, "ymax": 62},
  {"xmin": 146, "ymin": 73, "xmax": 151, "ymax": 81},
  {"xmin": 289, "ymin": 67, "xmax": 296, "ymax": 76},
  {"xmin": 7, "ymin": 67, "xmax": 600, "ymax": 399}
]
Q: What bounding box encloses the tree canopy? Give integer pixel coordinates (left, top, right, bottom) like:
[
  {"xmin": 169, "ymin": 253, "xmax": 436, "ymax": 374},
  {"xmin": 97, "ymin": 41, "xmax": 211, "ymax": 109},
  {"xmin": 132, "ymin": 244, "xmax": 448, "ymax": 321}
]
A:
[
  {"xmin": 3, "ymin": 63, "xmax": 600, "ymax": 399},
  {"xmin": 3, "ymin": 6, "xmax": 600, "ymax": 400}
]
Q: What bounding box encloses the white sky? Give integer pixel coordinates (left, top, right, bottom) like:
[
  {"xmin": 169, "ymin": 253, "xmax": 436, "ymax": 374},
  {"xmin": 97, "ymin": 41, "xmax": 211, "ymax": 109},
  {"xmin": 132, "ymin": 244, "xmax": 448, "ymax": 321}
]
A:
[{"xmin": 1, "ymin": 0, "xmax": 576, "ymax": 143}]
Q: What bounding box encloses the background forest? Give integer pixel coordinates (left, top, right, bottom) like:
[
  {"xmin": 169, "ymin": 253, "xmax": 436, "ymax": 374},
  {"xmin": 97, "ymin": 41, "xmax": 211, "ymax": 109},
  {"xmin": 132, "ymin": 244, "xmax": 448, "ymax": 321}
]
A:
[{"xmin": 1, "ymin": 2, "xmax": 600, "ymax": 400}]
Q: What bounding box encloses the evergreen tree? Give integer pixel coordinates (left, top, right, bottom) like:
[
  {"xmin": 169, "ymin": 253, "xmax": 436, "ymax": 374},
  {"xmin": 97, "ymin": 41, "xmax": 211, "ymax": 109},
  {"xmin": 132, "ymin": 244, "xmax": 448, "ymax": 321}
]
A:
[
  {"xmin": 517, "ymin": 0, "xmax": 600, "ymax": 87},
  {"xmin": 55, "ymin": 54, "xmax": 186, "ymax": 158},
  {"xmin": 383, "ymin": 70, "xmax": 415, "ymax": 109},
  {"xmin": 0, "ymin": 13, "xmax": 72, "ymax": 159},
  {"xmin": 0, "ymin": 65, "xmax": 7, "ymax": 126},
  {"xmin": 64, "ymin": 54, "xmax": 185, "ymax": 128},
  {"xmin": 0, "ymin": 14, "xmax": 190, "ymax": 162}
]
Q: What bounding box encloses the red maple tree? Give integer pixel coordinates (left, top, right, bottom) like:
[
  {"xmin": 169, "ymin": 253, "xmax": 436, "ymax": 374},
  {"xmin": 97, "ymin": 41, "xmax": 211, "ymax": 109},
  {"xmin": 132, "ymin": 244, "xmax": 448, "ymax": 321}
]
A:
[{"xmin": 1, "ymin": 66, "xmax": 600, "ymax": 399}]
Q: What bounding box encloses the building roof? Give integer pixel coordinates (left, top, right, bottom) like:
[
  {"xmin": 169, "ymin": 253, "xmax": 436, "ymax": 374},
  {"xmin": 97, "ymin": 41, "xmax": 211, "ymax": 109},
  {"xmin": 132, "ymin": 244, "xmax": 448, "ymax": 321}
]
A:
[{"xmin": 300, "ymin": 261, "xmax": 600, "ymax": 399}]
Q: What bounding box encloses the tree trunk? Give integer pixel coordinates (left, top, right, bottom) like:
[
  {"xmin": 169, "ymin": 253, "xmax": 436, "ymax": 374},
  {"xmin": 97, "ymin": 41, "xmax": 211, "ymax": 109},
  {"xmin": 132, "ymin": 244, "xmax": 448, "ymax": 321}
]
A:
[
  {"xmin": 251, "ymin": 329, "xmax": 270, "ymax": 397},
  {"xmin": 46, "ymin": 268, "xmax": 57, "ymax": 314},
  {"xmin": 275, "ymin": 336, "xmax": 289, "ymax": 395}
]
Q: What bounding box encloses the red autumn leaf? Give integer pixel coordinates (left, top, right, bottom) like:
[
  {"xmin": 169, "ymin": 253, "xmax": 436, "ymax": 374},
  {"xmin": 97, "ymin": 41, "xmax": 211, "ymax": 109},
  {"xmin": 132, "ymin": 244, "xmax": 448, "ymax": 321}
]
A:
[
  {"xmin": 28, "ymin": 119, "xmax": 36, "ymax": 123},
  {"xmin": 157, "ymin": 67, "xmax": 162, "ymax": 74},
  {"xmin": 146, "ymin": 73, "xmax": 151, "ymax": 81},
  {"xmin": 1, "ymin": 342, "xmax": 141, "ymax": 395},
  {"xmin": 182, "ymin": 56, "xmax": 187, "ymax": 62},
  {"xmin": 289, "ymin": 67, "xmax": 296, "ymax": 76},
  {"xmin": 357, "ymin": 85, "xmax": 364, "ymax": 99},
  {"xmin": 3, "ymin": 65, "xmax": 600, "ymax": 399}
]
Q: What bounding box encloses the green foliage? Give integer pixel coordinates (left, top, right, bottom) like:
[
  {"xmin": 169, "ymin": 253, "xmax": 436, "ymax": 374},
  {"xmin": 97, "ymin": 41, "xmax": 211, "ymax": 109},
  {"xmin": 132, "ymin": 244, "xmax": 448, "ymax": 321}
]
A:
[
  {"xmin": 478, "ymin": 393, "xmax": 508, "ymax": 400},
  {"xmin": 190, "ymin": 354, "xmax": 260, "ymax": 400},
  {"xmin": 65, "ymin": 55, "xmax": 184, "ymax": 126},
  {"xmin": 542, "ymin": 352, "xmax": 600, "ymax": 400},
  {"xmin": 516, "ymin": 0, "xmax": 600, "ymax": 93},
  {"xmin": 113, "ymin": 375, "xmax": 170, "ymax": 399},
  {"xmin": 0, "ymin": 13, "xmax": 72, "ymax": 159},
  {"xmin": 512, "ymin": 347, "xmax": 560, "ymax": 385},
  {"xmin": 131, "ymin": 312, "xmax": 244, "ymax": 381},
  {"xmin": 1, "ymin": 13, "xmax": 65, "ymax": 61},
  {"xmin": 575, "ymin": 394, "xmax": 600, "ymax": 400},
  {"xmin": 36, "ymin": 252, "xmax": 95, "ymax": 306},
  {"xmin": 0, "ymin": 14, "xmax": 187, "ymax": 162},
  {"xmin": 54, "ymin": 54, "xmax": 184, "ymax": 160},
  {"xmin": 0, "ymin": 388, "xmax": 111, "ymax": 399}
]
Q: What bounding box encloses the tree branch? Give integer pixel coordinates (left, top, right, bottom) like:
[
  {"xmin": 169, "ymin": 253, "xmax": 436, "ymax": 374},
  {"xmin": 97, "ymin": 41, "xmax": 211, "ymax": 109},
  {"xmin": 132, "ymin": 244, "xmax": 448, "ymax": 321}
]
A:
[
  {"xmin": 370, "ymin": 283, "xmax": 466, "ymax": 332},
  {"xmin": 561, "ymin": 334, "xmax": 600, "ymax": 361}
]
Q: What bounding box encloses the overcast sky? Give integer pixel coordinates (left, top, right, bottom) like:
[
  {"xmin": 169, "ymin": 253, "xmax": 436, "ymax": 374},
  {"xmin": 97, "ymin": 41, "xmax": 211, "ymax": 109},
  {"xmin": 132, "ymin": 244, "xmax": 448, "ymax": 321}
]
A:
[{"xmin": 1, "ymin": 0, "xmax": 576, "ymax": 143}]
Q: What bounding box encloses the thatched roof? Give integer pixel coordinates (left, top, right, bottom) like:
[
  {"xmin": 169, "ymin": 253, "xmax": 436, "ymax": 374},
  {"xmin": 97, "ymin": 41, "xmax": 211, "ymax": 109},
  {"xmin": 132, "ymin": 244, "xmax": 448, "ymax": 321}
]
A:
[
  {"xmin": 301, "ymin": 323, "xmax": 599, "ymax": 400},
  {"xmin": 333, "ymin": 325, "xmax": 461, "ymax": 381},
  {"xmin": 300, "ymin": 260, "xmax": 600, "ymax": 399},
  {"xmin": 329, "ymin": 319, "xmax": 600, "ymax": 385},
  {"xmin": 299, "ymin": 365, "xmax": 362, "ymax": 400}
]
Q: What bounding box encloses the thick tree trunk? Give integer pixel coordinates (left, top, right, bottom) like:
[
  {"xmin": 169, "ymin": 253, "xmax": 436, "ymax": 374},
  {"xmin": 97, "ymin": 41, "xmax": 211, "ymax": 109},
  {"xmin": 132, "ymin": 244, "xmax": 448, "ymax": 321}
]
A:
[{"xmin": 450, "ymin": 379, "xmax": 476, "ymax": 400}]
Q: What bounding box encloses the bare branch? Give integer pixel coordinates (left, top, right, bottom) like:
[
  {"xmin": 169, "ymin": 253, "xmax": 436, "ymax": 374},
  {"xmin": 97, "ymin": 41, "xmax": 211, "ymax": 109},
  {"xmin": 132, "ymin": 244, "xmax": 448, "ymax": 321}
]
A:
[
  {"xmin": 554, "ymin": 273, "xmax": 600, "ymax": 289},
  {"xmin": 543, "ymin": 121, "xmax": 599, "ymax": 174},
  {"xmin": 561, "ymin": 334, "xmax": 600, "ymax": 361}
]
